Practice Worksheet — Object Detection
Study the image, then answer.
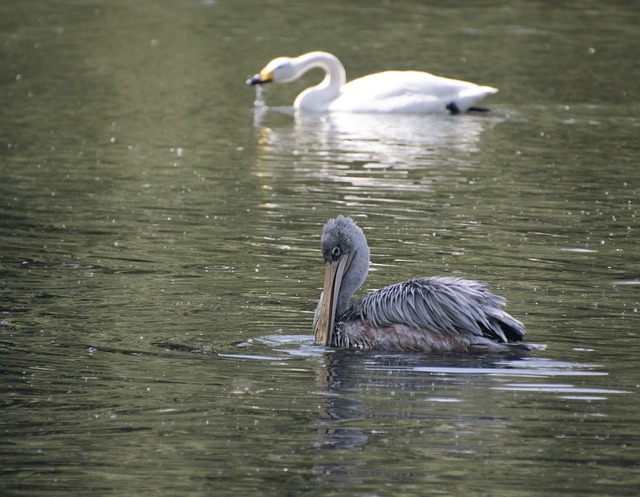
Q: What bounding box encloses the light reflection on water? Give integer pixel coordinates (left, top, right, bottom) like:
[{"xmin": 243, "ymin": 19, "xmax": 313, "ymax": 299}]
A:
[{"xmin": 254, "ymin": 108, "xmax": 496, "ymax": 193}]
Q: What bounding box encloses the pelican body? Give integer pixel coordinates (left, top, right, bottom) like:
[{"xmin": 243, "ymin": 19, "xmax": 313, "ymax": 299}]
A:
[
  {"xmin": 314, "ymin": 216, "xmax": 534, "ymax": 354},
  {"xmin": 247, "ymin": 51, "xmax": 497, "ymax": 114}
]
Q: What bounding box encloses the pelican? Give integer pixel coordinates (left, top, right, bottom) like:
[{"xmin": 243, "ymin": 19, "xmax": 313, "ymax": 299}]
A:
[
  {"xmin": 247, "ymin": 51, "xmax": 497, "ymax": 114},
  {"xmin": 314, "ymin": 216, "xmax": 537, "ymax": 354}
]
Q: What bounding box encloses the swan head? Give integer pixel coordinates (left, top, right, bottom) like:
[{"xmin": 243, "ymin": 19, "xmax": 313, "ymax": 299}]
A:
[{"xmin": 247, "ymin": 57, "xmax": 297, "ymax": 85}]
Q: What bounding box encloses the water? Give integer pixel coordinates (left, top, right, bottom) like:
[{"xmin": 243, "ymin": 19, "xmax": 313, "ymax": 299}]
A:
[{"xmin": 1, "ymin": 1, "xmax": 639, "ymax": 496}]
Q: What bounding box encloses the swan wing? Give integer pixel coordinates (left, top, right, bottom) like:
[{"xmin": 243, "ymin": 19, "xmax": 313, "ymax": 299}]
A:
[{"xmin": 330, "ymin": 71, "xmax": 497, "ymax": 113}]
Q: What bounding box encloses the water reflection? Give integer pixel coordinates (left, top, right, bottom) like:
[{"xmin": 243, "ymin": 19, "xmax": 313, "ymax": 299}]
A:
[
  {"xmin": 250, "ymin": 106, "xmax": 502, "ymax": 225},
  {"xmin": 254, "ymin": 106, "xmax": 499, "ymax": 174},
  {"xmin": 252, "ymin": 332, "xmax": 626, "ymax": 442},
  {"xmin": 302, "ymin": 347, "xmax": 626, "ymax": 486}
]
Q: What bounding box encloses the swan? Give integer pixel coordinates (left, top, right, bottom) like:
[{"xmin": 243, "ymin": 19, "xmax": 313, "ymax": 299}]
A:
[
  {"xmin": 314, "ymin": 216, "xmax": 541, "ymax": 354},
  {"xmin": 247, "ymin": 51, "xmax": 498, "ymax": 114}
]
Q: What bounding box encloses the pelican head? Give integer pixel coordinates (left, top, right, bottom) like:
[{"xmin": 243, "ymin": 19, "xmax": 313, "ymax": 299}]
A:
[
  {"xmin": 247, "ymin": 56, "xmax": 298, "ymax": 85},
  {"xmin": 314, "ymin": 216, "xmax": 370, "ymax": 346}
]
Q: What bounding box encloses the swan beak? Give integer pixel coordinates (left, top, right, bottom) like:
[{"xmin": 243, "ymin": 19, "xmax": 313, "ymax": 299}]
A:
[
  {"xmin": 314, "ymin": 251, "xmax": 354, "ymax": 346},
  {"xmin": 246, "ymin": 68, "xmax": 274, "ymax": 85}
]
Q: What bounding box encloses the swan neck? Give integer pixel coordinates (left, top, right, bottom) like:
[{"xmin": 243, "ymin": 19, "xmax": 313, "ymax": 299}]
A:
[
  {"xmin": 293, "ymin": 52, "xmax": 346, "ymax": 109},
  {"xmin": 294, "ymin": 52, "xmax": 345, "ymax": 80}
]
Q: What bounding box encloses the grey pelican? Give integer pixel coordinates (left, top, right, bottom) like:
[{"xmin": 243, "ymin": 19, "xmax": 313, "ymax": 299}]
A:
[{"xmin": 314, "ymin": 216, "xmax": 536, "ymax": 354}]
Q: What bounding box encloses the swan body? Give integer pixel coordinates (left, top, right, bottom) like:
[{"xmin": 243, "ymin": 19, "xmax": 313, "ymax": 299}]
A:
[
  {"xmin": 313, "ymin": 216, "xmax": 538, "ymax": 354},
  {"xmin": 248, "ymin": 51, "xmax": 497, "ymax": 114}
]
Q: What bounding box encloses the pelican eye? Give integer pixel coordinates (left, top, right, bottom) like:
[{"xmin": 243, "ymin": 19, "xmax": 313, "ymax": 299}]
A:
[{"xmin": 331, "ymin": 246, "xmax": 342, "ymax": 260}]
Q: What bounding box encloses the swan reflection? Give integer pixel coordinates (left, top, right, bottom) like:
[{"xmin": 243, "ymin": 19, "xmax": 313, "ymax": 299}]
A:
[{"xmin": 253, "ymin": 107, "xmax": 501, "ymax": 194}]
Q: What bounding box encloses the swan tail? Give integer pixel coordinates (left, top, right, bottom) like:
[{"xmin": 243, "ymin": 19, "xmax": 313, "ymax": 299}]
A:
[{"xmin": 447, "ymin": 86, "xmax": 498, "ymax": 114}]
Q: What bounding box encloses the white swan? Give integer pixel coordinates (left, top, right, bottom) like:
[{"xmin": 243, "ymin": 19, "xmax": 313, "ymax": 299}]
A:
[{"xmin": 247, "ymin": 51, "xmax": 497, "ymax": 114}]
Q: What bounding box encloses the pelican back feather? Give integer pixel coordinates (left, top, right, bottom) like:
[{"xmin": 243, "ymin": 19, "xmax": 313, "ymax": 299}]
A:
[{"xmin": 343, "ymin": 276, "xmax": 525, "ymax": 344}]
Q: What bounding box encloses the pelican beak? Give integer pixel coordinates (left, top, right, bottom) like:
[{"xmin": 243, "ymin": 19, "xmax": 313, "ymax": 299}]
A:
[
  {"xmin": 246, "ymin": 68, "xmax": 274, "ymax": 85},
  {"xmin": 314, "ymin": 251, "xmax": 355, "ymax": 346}
]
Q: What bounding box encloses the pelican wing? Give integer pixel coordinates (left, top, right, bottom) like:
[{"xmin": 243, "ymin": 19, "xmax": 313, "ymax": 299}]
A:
[{"xmin": 349, "ymin": 276, "xmax": 524, "ymax": 343}]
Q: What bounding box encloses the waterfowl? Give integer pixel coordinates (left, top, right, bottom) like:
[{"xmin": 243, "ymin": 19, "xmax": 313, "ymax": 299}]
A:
[
  {"xmin": 247, "ymin": 51, "xmax": 497, "ymax": 114},
  {"xmin": 314, "ymin": 216, "xmax": 535, "ymax": 354}
]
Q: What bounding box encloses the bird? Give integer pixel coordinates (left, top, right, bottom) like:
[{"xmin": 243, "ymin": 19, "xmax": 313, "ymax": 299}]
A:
[
  {"xmin": 247, "ymin": 51, "xmax": 497, "ymax": 114},
  {"xmin": 313, "ymin": 215, "xmax": 538, "ymax": 354}
]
